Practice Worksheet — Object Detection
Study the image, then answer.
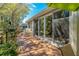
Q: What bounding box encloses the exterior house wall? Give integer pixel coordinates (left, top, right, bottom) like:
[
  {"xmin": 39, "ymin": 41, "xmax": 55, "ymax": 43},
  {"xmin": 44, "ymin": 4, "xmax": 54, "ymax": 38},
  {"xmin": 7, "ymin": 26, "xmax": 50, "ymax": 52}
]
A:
[{"xmin": 69, "ymin": 11, "xmax": 79, "ymax": 56}]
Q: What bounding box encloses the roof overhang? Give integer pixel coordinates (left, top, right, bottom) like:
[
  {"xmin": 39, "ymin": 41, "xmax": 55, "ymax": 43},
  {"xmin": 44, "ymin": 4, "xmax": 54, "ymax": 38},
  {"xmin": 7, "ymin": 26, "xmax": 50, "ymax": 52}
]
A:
[{"xmin": 26, "ymin": 8, "xmax": 57, "ymax": 23}]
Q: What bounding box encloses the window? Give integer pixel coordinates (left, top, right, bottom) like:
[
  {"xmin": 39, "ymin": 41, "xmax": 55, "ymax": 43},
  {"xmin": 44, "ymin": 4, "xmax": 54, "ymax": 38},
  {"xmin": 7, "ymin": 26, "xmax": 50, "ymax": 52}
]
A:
[{"xmin": 54, "ymin": 10, "xmax": 69, "ymax": 19}]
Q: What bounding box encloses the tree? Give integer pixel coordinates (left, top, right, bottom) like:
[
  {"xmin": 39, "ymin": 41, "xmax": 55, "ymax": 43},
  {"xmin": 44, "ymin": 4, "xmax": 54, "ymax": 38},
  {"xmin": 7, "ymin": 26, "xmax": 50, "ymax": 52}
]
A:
[
  {"xmin": 0, "ymin": 3, "xmax": 29, "ymax": 43},
  {"xmin": 47, "ymin": 3, "xmax": 79, "ymax": 11}
]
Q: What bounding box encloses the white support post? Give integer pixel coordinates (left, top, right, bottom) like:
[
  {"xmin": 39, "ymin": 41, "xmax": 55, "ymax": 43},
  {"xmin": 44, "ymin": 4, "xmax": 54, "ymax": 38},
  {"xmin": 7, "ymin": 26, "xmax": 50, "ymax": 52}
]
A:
[
  {"xmin": 32, "ymin": 20, "xmax": 35, "ymax": 36},
  {"xmin": 38, "ymin": 18, "xmax": 40, "ymax": 36},
  {"xmin": 50, "ymin": 13, "xmax": 56, "ymax": 45},
  {"xmin": 44, "ymin": 16, "xmax": 46, "ymax": 39},
  {"xmin": 69, "ymin": 11, "xmax": 79, "ymax": 56}
]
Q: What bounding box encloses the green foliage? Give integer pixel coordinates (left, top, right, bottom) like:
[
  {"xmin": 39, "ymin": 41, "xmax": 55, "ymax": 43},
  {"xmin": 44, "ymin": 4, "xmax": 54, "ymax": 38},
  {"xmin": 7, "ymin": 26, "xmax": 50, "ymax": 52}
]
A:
[
  {"xmin": 39, "ymin": 16, "xmax": 52, "ymax": 37},
  {"xmin": 40, "ymin": 18, "xmax": 44, "ymax": 36},
  {"xmin": 35, "ymin": 20, "xmax": 38, "ymax": 35},
  {"xmin": 0, "ymin": 41, "xmax": 17, "ymax": 56},
  {"xmin": 46, "ymin": 15, "xmax": 52, "ymax": 37},
  {"xmin": 0, "ymin": 3, "xmax": 29, "ymax": 55},
  {"xmin": 48, "ymin": 3, "xmax": 79, "ymax": 11},
  {"xmin": 0, "ymin": 3, "xmax": 29, "ymax": 43}
]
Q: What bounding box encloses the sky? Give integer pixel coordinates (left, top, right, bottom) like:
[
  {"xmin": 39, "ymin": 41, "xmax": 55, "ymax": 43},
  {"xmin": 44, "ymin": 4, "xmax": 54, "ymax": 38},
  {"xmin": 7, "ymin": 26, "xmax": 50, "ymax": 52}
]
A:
[{"xmin": 22, "ymin": 3, "xmax": 48, "ymax": 23}]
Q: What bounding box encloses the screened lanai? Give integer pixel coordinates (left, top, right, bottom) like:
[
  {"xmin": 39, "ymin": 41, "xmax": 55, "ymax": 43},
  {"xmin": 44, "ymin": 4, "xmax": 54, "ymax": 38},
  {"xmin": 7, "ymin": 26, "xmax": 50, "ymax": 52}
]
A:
[
  {"xmin": 26, "ymin": 7, "xmax": 79, "ymax": 56},
  {"xmin": 26, "ymin": 8, "xmax": 69, "ymax": 47}
]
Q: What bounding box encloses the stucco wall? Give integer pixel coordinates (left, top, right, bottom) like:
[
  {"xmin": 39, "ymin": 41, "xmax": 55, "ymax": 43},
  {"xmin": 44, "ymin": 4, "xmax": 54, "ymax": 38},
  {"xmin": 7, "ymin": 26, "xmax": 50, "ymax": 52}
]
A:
[{"xmin": 69, "ymin": 11, "xmax": 79, "ymax": 56}]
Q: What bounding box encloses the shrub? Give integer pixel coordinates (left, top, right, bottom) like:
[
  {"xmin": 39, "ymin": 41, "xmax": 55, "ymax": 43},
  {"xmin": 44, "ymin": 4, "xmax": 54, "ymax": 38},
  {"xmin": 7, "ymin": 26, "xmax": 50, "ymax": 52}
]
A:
[{"xmin": 0, "ymin": 42, "xmax": 17, "ymax": 56}]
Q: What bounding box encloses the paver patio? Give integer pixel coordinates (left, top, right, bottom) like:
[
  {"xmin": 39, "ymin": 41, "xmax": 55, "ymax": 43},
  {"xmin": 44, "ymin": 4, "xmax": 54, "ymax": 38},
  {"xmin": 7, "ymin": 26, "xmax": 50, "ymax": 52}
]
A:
[{"xmin": 17, "ymin": 32, "xmax": 62, "ymax": 56}]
